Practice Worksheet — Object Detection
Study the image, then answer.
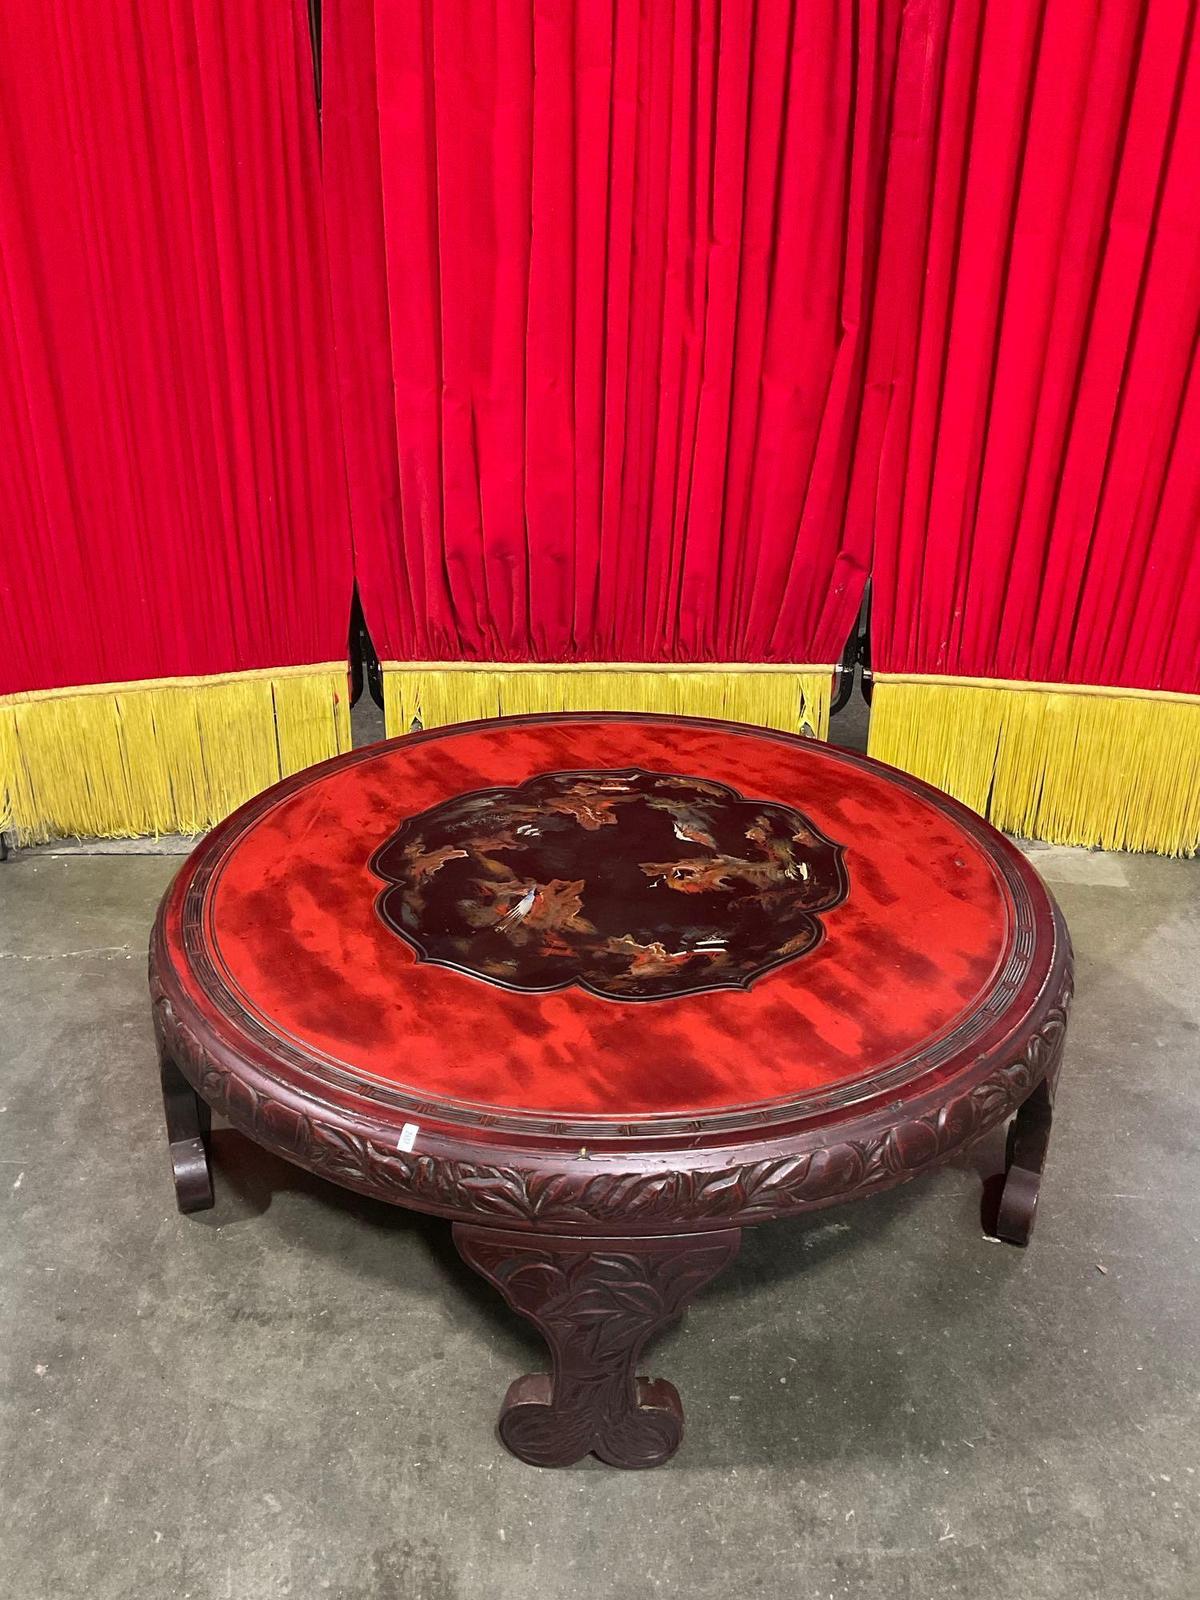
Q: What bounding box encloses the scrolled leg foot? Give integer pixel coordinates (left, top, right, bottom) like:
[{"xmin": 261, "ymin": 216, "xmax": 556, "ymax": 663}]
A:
[
  {"xmin": 160, "ymin": 1054, "xmax": 214, "ymax": 1213},
  {"xmin": 996, "ymin": 1074, "xmax": 1055, "ymax": 1246},
  {"xmin": 454, "ymin": 1224, "xmax": 740, "ymax": 1468}
]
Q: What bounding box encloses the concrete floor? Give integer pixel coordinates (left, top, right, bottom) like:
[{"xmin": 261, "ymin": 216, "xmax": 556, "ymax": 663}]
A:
[{"xmin": 2, "ymin": 708, "xmax": 1199, "ymax": 1599}]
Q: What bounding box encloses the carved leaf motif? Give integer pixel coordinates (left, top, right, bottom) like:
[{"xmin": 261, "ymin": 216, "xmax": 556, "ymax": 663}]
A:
[
  {"xmin": 887, "ymin": 1118, "xmax": 940, "ymax": 1171},
  {"xmin": 454, "ymin": 1226, "xmax": 741, "ymax": 1465},
  {"xmin": 154, "ymin": 962, "xmax": 1073, "ymax": 1229}
]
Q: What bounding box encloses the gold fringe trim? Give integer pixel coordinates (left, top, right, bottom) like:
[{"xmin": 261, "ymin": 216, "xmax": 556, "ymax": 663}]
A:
[
  {"xmin": 868, "ymin": 675, "xmax": 1200, "ymax": 857},
  {"xmin": 0, "ymin": 664, "xmax": 351, "ymax": 843},
  {"xmin": 382, "ymin": 662, "xmax": 833, "ymax": 742},
  {"xmin": 876, "ymin": 670, "xmax": 1200, "ymax": 704}
]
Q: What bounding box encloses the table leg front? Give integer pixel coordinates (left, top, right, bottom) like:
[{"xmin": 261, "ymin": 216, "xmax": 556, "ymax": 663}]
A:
[
  {"xmin": 453, "ymin": 1223, "xmax": 741, "ymax": 1469},
  {"xmin": 995, "ymin": 1072, "xmax": 1057, "ymax": 1246},
  {"xmin": 159, "ymin": 1053, "xmax": 214, "ymax": 1214}
]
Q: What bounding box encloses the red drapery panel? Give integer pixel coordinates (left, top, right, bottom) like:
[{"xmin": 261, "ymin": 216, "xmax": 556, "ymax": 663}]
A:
[
  {"xmin": 859, "ymin": 0, "xmax": 1200, "ymax": 696},
  {"xmin": 325, "ymin": 0, "xmax": 903, "ymax": 667},
  {"xmin": 0, "ymin": 0, "xmax": 353, "ymax": 698}
]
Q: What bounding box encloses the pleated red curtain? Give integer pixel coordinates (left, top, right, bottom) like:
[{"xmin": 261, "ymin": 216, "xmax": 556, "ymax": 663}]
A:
[
  {"xmin": 10, "ymin": 1, "xmax": 1190, "ymax": 852},
  {"xmin": 325, "ymin": 0, "xmax": 903, "ymax": 734},
  {"xmin": 0, "ymin": 1, "xmax": 353, "ymax": 840},
  {"xmin": 858, "ymin": 0, "xmax": 1200, "ymax": 852}
]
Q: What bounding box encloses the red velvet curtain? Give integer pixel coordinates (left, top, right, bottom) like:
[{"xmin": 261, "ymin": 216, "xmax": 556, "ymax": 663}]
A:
[
  {"xmin": 0, "ymin": 0, "xmax": 352, "ymax": 699},
  {"xmin": 325, "ymin": 0, "xmax": 903, "ymax": 667},
  {"xmin": 858, "ymin": 0, "xmax": 1200, "ymax": 696}
]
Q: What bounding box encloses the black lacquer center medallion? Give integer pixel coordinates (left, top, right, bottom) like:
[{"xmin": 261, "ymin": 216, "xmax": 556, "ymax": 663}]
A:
[{"xmin": 371, "ymin": 769, "xmax": 849, "ymax": 1001}]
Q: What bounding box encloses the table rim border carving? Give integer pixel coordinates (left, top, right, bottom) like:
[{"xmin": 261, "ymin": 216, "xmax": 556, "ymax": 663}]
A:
[{"xmin": 151, "ymin": 930, "xmax": 1072, "ymax": 1238}]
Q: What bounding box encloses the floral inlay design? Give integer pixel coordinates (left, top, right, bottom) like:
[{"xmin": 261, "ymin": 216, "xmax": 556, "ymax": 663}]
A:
[{"xmin": 370, "ymin": 769, "xmax": 849, "ymax": 1001}]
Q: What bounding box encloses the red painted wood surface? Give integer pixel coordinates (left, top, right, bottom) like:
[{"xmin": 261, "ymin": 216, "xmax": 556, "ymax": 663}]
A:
[{"xmin": 163, "ymin": 715, "xmax": 1054, "ymax": 1134}]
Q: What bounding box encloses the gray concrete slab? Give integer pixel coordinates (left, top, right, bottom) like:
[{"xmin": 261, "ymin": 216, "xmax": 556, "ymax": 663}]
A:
[{"xmin": 1, "ymin": 839, "xmax": 1197, "ymax": 1600}]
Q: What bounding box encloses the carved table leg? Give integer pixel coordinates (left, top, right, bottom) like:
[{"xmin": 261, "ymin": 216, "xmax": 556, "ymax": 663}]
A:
[
  {"xmin": 453, "ymin": 1224, "xmax": 741, "ymax": 1468},
  {"xmin": 995, "ymin": 1072, "xmax": 1056, "ymax": 1246},
  {"xmin": 160, "ymin": 1053, "xmax": 214, "ymax": 1213}
]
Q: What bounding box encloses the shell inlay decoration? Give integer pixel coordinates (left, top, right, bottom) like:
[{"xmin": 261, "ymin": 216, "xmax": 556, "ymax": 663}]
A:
[{"xmin": 370, "ymin": 769, "xmax": 849, "ymax": 1001}]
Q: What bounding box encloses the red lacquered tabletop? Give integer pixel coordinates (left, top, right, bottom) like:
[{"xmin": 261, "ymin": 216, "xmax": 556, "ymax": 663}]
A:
[{"xmin": 154, "ymin": 713, "xmax": 1069, "ymax": 1160}]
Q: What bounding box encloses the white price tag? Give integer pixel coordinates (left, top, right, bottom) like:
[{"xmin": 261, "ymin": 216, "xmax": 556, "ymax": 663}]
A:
[{"xmin": 397, "ymin": 1122, "xmax": 420, "ymax": 1153}]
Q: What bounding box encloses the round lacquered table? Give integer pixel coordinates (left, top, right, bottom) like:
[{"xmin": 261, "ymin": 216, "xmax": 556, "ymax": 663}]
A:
[{"xmin": 150, "ymin": 712, "xmax": 1072, "ymax": 1469}]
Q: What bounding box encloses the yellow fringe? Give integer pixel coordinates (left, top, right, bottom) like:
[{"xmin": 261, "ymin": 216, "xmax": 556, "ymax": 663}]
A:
[
  {"xmin": 0, "ymin": 664, "xmax": 351, "ymax": 843},
  {"xmin": 381, "ymin": 662, "xmax": 833, "ymax": 744},
  {"xmin": 868, "ymin": 676, "xmax": 1200, "ymax": 857}
]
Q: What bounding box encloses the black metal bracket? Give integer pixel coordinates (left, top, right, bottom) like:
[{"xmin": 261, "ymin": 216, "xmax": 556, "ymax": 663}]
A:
[
  {"xmin": 859, "ymin": 585, "xmax": 874, "ymax": 705},
  {"xmin": 830, "ymin": 583, "xmax": 873, "ymax": 714},
  {"xmin": 830, "ymin": 630, "xmax": 858, "ymax": 716},
  {"xmin": 348, "ymin": 584, "xmax": 384, "ymax": 710}
]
